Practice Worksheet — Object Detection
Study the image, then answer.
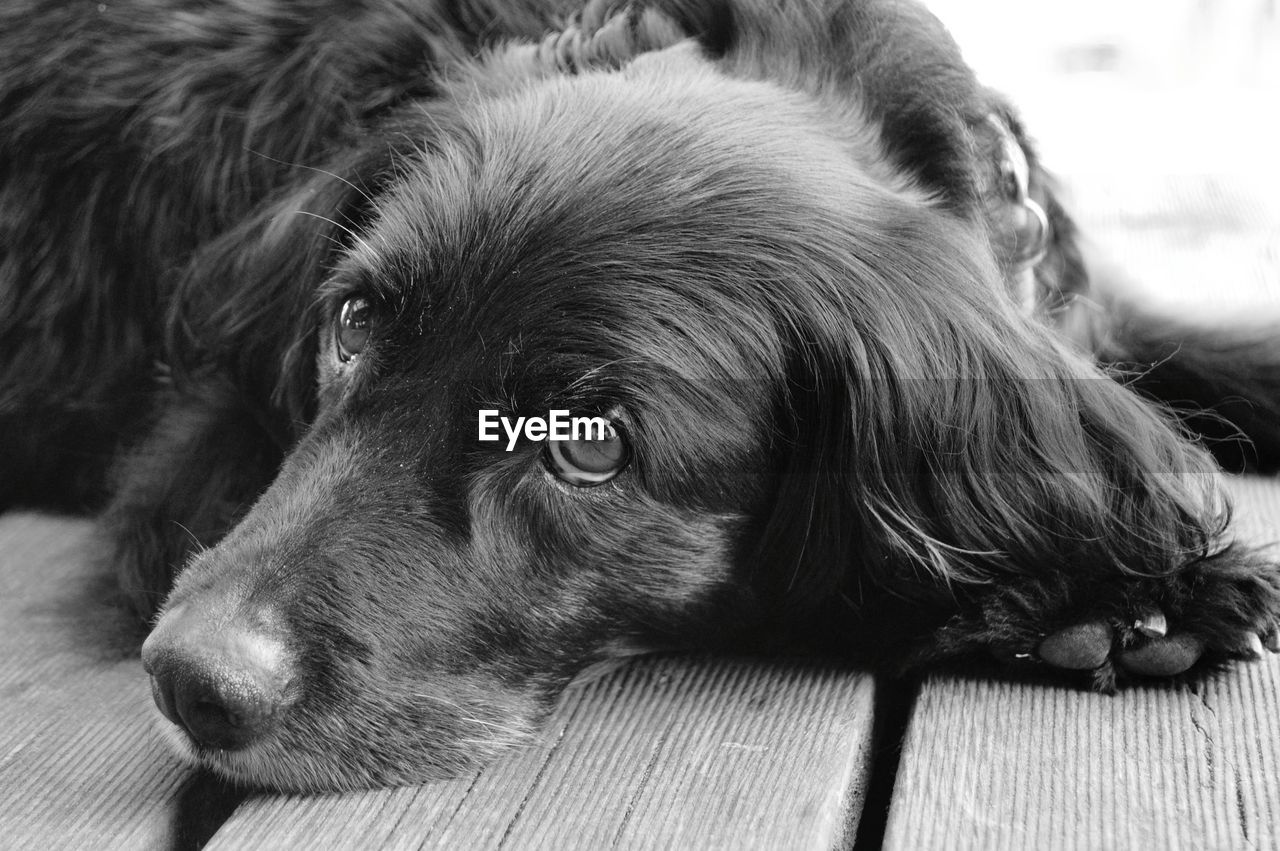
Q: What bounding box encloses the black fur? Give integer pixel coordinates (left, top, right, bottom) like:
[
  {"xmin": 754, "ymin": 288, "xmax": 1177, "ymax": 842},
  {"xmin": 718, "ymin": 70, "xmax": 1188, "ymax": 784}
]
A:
[{"xmin": 2, "ymin": 0, "xmax": 1278, "ymax": 791}]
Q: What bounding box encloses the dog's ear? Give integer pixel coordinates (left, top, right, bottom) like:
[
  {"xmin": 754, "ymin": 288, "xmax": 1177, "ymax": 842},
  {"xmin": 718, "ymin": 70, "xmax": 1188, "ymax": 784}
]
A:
[
  {"xmin": 166, "ymin": 140, "xmax": 412, "ymax": 435},
  {"xmin": 752, "ymin": 205, "xmax": 1230, "ymax": 660}
]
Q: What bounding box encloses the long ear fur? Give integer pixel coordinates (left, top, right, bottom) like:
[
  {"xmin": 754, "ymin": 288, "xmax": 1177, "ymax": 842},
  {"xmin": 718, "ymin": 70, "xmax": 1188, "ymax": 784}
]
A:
[{"xmin": 752, "ymin": 209, "xmax": 1247, "ymax": 665}]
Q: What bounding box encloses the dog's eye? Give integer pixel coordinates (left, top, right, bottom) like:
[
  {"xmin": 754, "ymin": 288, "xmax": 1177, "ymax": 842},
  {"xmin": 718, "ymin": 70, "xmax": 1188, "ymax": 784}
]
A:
[
  {"xmin": 335, "ymin": 296, "xmax": 376, "ymax": 361},
  {"xmin": 547, "ymin": 422, "xmax": 629, "ymax": 486}
]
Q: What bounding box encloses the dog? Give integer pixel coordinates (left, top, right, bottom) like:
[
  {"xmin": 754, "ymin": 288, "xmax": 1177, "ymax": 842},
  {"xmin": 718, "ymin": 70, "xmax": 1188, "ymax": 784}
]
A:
[{"xmin": 2, "ymin": 0, "xmax": 1279, "ymax": 792}]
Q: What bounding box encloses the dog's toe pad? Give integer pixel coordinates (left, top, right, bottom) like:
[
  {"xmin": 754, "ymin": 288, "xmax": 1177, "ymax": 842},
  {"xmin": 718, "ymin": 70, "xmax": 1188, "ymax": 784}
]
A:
[
  {"xmin": 1116, "ymin": 633, "xmax": 1204, "ymax": 676},
  {"xmin": 1037, "ymin": 621, "xmax": 1112, "ymax": 669}
]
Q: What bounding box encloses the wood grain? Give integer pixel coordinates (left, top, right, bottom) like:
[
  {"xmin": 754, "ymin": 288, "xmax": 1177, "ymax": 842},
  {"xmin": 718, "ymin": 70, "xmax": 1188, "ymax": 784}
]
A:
[
  {"xmin": 0, "ymin": 512, "xmax": 210, "ymax": 851},
  {"xmin": 206, "ymin": 656, "xmax": 877, "ymax": 850},
  {"xmin": 884, "ymin": 477, "xmax": 1280, "ymax": 851}
]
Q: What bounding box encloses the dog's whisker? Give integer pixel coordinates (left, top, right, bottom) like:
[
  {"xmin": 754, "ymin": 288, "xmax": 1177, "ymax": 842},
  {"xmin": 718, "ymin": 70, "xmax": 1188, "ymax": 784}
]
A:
[
  {"xmin": 243, "ymin": 149, "xmax": 378, "ymax": 207},
  {"xmin": 168, "ymin": 521, "xmax": 207, "ymax": 554},
  {"xmin": 293, "ymin": 210, "xmax": 368, "ymax": 251}
]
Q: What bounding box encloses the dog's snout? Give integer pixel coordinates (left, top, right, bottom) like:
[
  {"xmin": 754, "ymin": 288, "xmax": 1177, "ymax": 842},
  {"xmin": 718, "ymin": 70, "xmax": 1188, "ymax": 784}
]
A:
[{"xmin": 142, "ymin": 603, "xmax": 293, "ymax": 752}]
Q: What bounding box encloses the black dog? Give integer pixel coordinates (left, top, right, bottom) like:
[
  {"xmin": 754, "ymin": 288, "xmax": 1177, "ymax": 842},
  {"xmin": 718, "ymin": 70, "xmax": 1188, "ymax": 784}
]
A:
[{"xmin": 2, "ymin": 0, "xmax": 1279, "ymax": 792}]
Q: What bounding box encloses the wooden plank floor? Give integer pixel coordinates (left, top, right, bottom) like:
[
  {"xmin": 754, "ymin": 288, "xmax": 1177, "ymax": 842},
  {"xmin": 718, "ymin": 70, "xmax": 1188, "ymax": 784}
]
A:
[
  {"xmin": 0, "ymin": 513, "xmax": 202, "ymax": 849},
  {"xmin": 0, "ymin": 513, "xmax": 878, "ymax": 850},
  {"xmin": 883, "ymin": 478, "xmax": 1280, "ymax": 851},
  {"xmin": 208, "ymin": 657, "xmax": 874, "ymax": 850}
]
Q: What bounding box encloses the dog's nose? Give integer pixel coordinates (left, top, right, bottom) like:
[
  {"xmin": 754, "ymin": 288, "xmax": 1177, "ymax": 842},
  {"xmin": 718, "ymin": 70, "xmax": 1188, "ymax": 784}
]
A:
[{"xmin": 142, "ymin": 603, "xmax": 292, "ymax": 751}]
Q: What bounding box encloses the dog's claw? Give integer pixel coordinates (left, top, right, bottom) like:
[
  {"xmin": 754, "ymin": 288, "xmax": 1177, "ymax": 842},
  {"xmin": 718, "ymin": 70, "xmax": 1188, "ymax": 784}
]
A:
[
  {"xmin": 990, "ymin": 646, "xmax": 1035, "ymax": 665},
  {"xmin": 1037, "ymin": 621, "xmax": 1112, "ymax": 669},
  {"xmin": 1116, "ymin": 633, "xmax": 1204, "ymax": 676},
  {"xmin": 1133, "ymin": 609, "xmax": 1168, "ymax": 639},
  {"xmin": 1240, "ymin": 632, "xmax": 1266, "ymax": 661}
]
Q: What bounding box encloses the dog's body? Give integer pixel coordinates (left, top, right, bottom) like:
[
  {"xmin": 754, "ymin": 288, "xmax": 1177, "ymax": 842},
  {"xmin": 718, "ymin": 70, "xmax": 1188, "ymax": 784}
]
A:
[{"xmin": 3, "ymin": 0, "xmax": 1280, "ymax": 791}]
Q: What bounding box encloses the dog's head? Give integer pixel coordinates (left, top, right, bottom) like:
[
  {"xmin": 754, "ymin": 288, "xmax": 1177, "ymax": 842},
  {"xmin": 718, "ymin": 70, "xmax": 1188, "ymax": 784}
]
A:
[{"xmin": 143, "ymin": 5, "xmax": 1227, "ymax": 790}]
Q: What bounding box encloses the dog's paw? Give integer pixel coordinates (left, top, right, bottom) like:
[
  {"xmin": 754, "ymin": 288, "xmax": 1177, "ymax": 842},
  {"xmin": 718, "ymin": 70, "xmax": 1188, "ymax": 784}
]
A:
[
  {"xmin": 996, "ymin": 553, "xmax": 1280, "ymax": 691},
  {"xmin": 1034, "ymin": 610, "xmax": 1276, "ymax": 684}
]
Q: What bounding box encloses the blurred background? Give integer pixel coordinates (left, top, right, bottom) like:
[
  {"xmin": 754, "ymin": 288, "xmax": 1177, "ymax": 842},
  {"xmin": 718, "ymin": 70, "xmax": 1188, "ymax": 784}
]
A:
[
  {"xmin": 927, "ymin": 1, "xmax": 1278, "ymax": 87},
  {"xmin": 922, "ymin": 0, "xmax": 1280, "ymax": 313}
]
